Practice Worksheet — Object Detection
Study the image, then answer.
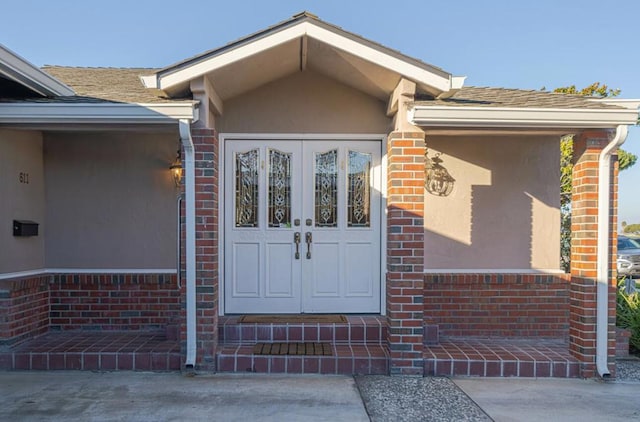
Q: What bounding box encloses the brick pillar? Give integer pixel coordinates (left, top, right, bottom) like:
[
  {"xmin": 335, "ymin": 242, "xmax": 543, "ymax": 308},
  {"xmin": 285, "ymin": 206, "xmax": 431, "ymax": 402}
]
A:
[
  {"xmin": 569, "ymin": 129, "xmax": 618, "ymax": 378},
  {"xmin": 386, "ymin": 131, "xmax": 425, "ymax": 375},
  {"xmin": 180, "ymin": 127, "xmax": 219, "ymax": 371}
]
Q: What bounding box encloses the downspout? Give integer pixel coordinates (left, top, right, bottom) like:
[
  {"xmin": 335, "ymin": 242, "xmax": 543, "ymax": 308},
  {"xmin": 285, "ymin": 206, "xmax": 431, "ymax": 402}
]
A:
[
  {"xmin": 179, "ymin": 119, "xmax": 197, "ymax": 370},
  {"xmin": 176, "ymin": 194, "xmax": 182, "ymax": 288},
  {"xmin": 596, "ymin": 124, "xmax": 628, "ymax": 378}
]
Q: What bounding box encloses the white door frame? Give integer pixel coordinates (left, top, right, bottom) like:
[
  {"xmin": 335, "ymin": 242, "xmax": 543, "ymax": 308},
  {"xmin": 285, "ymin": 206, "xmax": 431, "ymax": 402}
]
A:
[{"xmin": 218, "ymin": 133, "xmax": 387, "ymax": 316}]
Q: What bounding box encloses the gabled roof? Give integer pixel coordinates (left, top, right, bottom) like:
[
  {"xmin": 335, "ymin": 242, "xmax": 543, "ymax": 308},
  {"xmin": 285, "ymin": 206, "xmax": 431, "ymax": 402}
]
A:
[
  {"xmin": 140, "ymin": 12, "xmax": 464, "ymax": 100},
  {"xmin": 32, "ymin": 65, "xmax": 636, "ymax": 115},
  {"xmin": 0, "ymin": 44, "xmax": 75, "ymax": 97}
]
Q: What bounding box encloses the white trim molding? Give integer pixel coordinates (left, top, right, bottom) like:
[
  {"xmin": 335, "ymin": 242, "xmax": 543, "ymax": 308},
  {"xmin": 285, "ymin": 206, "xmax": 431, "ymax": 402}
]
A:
[
  {"xmin": 0, "ymin": 43, "xmax": 75, "ymax": 97},
  {"xmin": 0, "ymin": 102, "xmax": 198, "ymax": 124},
  {"xmin": 0, "ymin": 268, "xmax": 178, "ymax": 281},
  {"xmin": 423, "ymin": 269, "xmax": 566, "ymax": 274},
  {"xmin": 409, "ymin": 105, "xmax": 640, "ymax": 129}
]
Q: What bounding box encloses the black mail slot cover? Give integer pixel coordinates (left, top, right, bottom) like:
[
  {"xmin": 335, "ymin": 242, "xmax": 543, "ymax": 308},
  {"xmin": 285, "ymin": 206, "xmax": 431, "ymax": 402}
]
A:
[{"xmin": 13, "ymin": 220, "xmax": 39, "ymax": 237}]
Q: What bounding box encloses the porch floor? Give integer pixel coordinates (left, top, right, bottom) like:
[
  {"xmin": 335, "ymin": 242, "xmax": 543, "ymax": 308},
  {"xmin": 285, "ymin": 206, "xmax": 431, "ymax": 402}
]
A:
[
  {"xmin": 0, "ymin": 331, "xmax": 181, "ymax": 371},
  {"xmin": 424, "ymin": 338, "xmax": 581, "ymax": 377}
]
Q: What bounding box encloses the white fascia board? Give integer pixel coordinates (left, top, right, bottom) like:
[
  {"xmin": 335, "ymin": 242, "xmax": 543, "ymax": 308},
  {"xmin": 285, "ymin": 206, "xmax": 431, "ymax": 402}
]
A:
[
  {"xmin": 0, "ymin": 102, "xmax": 198, "ymax": 124},
  {"xmin": 156, "ymin": 24, "xmax": 307, "ymax": 90},
  {"xmin": 304, "ymin": 24, "xmax": 451, "ymax": 93},
  {"xmin": 410, "ymin": 105, "xmax": 640, "ymax": 129},
  {"xmin": 153, "ymin": 21, "xmax": 452, "ymax": 94},
  {"xmin": 0, "ymin": 44, "xmax": 75, "ymax": 96}
]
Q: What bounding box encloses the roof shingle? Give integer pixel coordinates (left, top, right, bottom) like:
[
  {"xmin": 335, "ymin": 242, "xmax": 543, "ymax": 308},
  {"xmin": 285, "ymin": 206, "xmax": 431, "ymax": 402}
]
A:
[
  {"xmin": 415, "ymin": 86, "xmax": 622, "ymax": 110},
  {"xmin": 1, "ymin": 66, "xmax": 625, "ymax": 112},
  {"xmin": 41, "ymin": 66, "xmax": 191, "ymax": 103}
]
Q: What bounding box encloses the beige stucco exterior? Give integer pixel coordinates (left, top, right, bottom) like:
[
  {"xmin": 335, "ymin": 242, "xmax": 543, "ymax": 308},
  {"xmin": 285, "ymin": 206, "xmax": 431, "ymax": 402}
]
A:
[
  {"xmin": 423, "ymin": 134, "xmax": 561, "ymax": 270},
  {"xmin": 0, "ymin": 129, "xmax": 45, "ymax": 273},
  {"xmin": 43, "ymin": 131, "xmax": 178, "ymax": 269},
  {"xmin": 215, "ymin": 70, "xmax": 391, "ymax": 134}
]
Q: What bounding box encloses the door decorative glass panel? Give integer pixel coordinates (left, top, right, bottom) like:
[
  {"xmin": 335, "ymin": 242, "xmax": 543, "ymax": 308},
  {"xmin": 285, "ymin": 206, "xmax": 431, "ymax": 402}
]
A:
[
  {"xmin": 314, "ymin": 149, "xmax": 338, "ymax": 227},
  {"xmin": 235, "ymin": 149, "xmax": 259, "ymax": 227},
  {"xmin": 268, "ymin": 149, "xmax": 292, "ymax": 227},
  {"xmin": 347, "ymin": 151, "xmax": 371, "ymax": 227}
]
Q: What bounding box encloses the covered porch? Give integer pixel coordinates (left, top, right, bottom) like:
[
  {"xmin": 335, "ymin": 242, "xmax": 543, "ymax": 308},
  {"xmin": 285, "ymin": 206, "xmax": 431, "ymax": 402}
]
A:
[{"xmin": 2, "ymin": 13, "xmax": 639, "ymax": 378}]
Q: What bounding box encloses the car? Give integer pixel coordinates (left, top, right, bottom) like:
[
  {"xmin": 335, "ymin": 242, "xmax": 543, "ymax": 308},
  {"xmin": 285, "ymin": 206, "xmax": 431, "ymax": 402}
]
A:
[{"xmin": 617, "ymin": 235, "xmax": 640, "ymax": 278}]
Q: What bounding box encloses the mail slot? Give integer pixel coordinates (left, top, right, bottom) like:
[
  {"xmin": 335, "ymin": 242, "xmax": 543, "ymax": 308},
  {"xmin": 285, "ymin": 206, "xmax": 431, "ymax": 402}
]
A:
[{"xmin": 13, "ymin": 220, "xmax": 39, "ymax": 237}]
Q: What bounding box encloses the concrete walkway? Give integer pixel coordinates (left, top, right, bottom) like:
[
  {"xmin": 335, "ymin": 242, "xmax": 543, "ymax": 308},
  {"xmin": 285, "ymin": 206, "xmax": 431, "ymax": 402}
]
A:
[
  {"xmin": 1, "ymin": 371, "xmax": 640, "ymax": 421},
  {"xmin": 0, "ymin": 372, "xmax": 369, "ymax": 422},
  {"xmin": 454, "ymin": 378, "xmax": 640, "ymax": 422}
]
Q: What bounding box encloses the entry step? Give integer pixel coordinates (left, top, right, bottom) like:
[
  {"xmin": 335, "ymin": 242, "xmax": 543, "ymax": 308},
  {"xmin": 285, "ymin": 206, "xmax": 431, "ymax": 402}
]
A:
[
  {"xmin": 219, "ymin": 315, "xmax": 386, "ymax": 344},
  {"xmin": 217, "ymin": 343, "xmax": 388, "ymax": 374}
]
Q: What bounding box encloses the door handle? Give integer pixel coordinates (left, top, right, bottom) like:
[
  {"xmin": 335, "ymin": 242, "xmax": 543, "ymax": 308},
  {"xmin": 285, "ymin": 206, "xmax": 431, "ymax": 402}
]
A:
[
  {"xmin": 294, "ymin": 232, "xmax": 301, "ymax": 260},
  {"xmin": 305, "ymin": 232, "xmax": 312, "ymax": 259}
]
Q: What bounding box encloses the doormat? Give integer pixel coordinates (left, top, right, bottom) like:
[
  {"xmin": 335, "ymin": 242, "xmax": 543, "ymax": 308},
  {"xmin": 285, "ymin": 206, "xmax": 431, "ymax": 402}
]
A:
[
  {"xmin": 253, "ymin": 342, "xmax": 333, "ymax": 356},
  {"xmin": 238, "ymin": 315, "xmax": 347, "ymax": 324}
]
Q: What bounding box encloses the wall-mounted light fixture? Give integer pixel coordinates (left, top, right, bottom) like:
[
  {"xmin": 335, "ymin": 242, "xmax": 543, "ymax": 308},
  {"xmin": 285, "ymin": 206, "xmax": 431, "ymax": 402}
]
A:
[
  {"xmin": 169, "ymin": 149, "xmax": 183, "ymax": 187},
  {"xmin": 425, "ymin": 151, "xmax": 455, "ymax": 197}
]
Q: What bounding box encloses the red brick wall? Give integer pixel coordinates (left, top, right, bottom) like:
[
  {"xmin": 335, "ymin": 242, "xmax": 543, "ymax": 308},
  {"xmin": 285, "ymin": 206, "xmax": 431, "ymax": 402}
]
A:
[
  {"xmin": 569, "ymin": 130, "xmax": 618, "ymax": 378},
  {"xmin": 424, "ymin": 273, "xmax": 571, "ymax": 338},
  {"xmin": 49, "ymin": 273, "xmax": 180, "ymax": 331},
  {"xmin": 179, "ymin": 127, "xmax": 219, "ymax": 370},
  {"xmin": 0, "ymin": 275, "xmax": 50, "ymax": 346},
  {"xmin": 386, "ymin": 132, "xmax": 425, "ymax": 375}
]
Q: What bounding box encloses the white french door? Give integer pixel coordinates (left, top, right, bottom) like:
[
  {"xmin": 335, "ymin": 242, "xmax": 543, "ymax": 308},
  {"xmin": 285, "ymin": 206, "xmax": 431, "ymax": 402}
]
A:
[{"xmin": 224, "ymin": 139, "xmax": 381, "ymax": 313}]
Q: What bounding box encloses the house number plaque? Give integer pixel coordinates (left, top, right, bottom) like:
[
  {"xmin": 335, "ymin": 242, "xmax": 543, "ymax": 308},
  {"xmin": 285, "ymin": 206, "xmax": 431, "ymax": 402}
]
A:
[{"xmin": 19, "ymin": 172, "xmax": 30, "ymax": 184}]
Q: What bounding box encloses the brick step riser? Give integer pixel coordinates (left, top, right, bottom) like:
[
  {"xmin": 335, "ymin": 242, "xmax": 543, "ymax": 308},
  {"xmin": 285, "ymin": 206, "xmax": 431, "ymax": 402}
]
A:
[
  {"xmin": 217, "ymin": 353, "xmax": 388, "ymax": 375},
  {"xmin": 425, "ymin": 358, "xmax": 581, "ymax": 378},
  {"xmin": 219, "ymin": 324, "xmax": 386, "ymax": 345},
  {"xmin": 0, "ymin": 352, "xmax": 181, "ymax": 371}
]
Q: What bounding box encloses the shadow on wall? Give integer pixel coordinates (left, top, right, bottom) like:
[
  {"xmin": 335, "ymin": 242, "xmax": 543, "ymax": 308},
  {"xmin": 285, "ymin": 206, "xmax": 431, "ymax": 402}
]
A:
[{"xmin": 423, "ymin": 135, "xmax": 561, "ymax": 270}]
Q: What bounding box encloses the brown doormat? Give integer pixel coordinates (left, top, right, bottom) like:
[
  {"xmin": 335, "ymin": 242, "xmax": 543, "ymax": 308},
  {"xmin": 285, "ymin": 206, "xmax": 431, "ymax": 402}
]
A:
[
  {"xmin": 238, "ymin": 315, "xmax": 347, "ymax": 324},
  {"xmin": 253, "ymin": 342, "xmax": 333, "ymax": 356}
]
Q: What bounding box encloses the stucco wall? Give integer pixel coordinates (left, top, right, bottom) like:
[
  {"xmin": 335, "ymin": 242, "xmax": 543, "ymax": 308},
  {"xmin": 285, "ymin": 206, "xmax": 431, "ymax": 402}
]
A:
[
  {"xmin": 0, "ymin": 129, "xmax": 45, "ymax": 273},
  {"xmin": 216, "ymin": 70, "xmax": 391, "ymax": 134},
  {"xmin": 44, "ymin": 132, "xmax": 177, "ymax": 269},
  {"xmin": 423, "ymin": 134, "xmax": 560, "ymax": 270}
]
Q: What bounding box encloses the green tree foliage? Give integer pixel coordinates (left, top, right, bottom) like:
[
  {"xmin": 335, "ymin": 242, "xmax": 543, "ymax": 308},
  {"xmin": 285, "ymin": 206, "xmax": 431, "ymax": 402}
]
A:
[
  {"xmin": 553, "ymin": 82, "xmax": 620, "ymax": 97},
  {"xmin": 623, "ymin": 224, "xmax": 640, "ymax": 234},
  {"xmin": 556, "ymin": 83, "xmax": 638, "ymax": 272},
  {"xmin": 619, "ymin": 149, "xmax": 638, "ymax": 170},
  {"xmin": 617, "ymin": 279, "xmax": 640, "ymax": 351}
]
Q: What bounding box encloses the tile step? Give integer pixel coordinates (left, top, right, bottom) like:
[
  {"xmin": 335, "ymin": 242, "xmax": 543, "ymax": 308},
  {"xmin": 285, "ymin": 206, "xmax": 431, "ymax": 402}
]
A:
[
  {"xmin": 217, "ymin": 343, "xmax": 388, "ymax": 375},
  {"xmin": 0, "ymin": 351, "xmax": 181, "ymax": 371},
  {"xmin": 424, "ymin": 338, "xmax": 581, "ymax": 378},
  {"xmin": 424, "ymin": 357, "xmax": 580, "ymax": 377},
  {"xmin": 219, "ymin": 315, "xmax": 387, "ymax": 344}
]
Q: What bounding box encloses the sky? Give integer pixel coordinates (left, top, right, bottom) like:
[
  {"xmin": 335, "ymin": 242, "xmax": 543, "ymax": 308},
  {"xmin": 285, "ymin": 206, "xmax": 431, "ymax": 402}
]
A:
[{"xmin": 3, "ymin": 0, "xmax": 640, "ymax": 225}]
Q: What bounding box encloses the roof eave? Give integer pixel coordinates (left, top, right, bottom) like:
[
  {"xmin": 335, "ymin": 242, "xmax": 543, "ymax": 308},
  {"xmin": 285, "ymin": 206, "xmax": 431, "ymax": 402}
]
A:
[
  {"xmin": 0, "ymin": 102, "xmax": 198, "ymax": 124},
  {"xmin": 0, "ymin": 44, "xmax": 76, "ymax": 97},
  {"xmin": 142, "ymin": 16, "xmax": 456, "ymax": 96},
  {"xmin": 409, "ymin": 105, "xmax": 640, "ymax": 129}
]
